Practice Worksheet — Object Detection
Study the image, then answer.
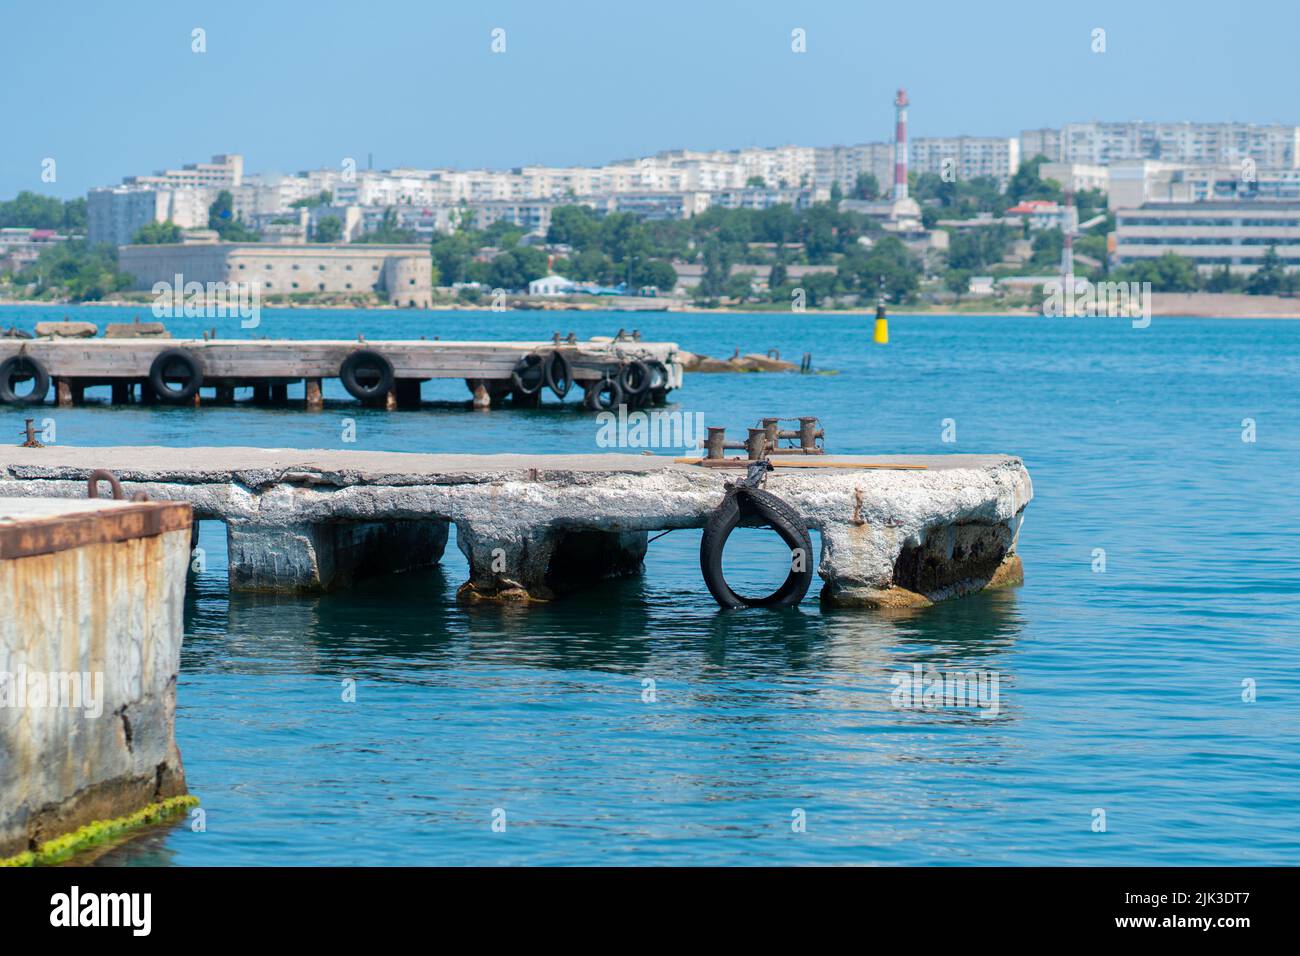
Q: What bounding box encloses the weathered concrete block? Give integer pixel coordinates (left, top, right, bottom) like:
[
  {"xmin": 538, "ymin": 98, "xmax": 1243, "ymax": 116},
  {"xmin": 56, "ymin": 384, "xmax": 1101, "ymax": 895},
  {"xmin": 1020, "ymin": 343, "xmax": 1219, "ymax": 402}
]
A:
[{"xmin": 0, "ymin": 498, "xmax": 191, "ymax": 860}]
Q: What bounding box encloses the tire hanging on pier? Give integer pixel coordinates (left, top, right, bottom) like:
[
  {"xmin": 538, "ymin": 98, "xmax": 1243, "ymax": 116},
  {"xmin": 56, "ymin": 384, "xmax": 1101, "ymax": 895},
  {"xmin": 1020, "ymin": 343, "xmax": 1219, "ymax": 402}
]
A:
[
  {"xmin": 699, "ymin": 486, "xmax": 815, "ymax": 609},
  {"xmin": 582, "ymin": 374, "xmax": 624, "ymax": 412},
  {"xmin": 618, "ymin": 360, "xmax": 652, "ymax": 402},
  {"xmin": 544, "ymin": 350, "xmax": 572, "ymax": 399},
  {"xmin": 148, "ymin": 349, "xmax": 204, "ymax": 404},
  {"xmin": 340, "ymin": 349, "xmax": 394, "ymax": 402},
  {"xmin": 510, "ymin": 353, "xmax": 546, "ymax": 396},
  {"xmin": 0, "ymin": 354, "xmax": 50, "ymax": 404}
]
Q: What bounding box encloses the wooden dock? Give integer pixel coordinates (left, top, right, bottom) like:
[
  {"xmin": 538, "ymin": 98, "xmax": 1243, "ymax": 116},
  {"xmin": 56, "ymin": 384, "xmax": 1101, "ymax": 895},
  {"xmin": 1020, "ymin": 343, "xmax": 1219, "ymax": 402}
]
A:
[{"xmin": 0, "ymin": 336, "xmax": 683, "ymax": 411}]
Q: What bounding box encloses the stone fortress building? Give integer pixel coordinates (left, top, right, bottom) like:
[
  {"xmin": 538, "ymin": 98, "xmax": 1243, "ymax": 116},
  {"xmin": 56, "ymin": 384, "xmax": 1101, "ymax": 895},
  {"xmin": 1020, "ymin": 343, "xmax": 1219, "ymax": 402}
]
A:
[{"xmin": 118, "ymin": 239, "xmax": 434, "ymax": 307}]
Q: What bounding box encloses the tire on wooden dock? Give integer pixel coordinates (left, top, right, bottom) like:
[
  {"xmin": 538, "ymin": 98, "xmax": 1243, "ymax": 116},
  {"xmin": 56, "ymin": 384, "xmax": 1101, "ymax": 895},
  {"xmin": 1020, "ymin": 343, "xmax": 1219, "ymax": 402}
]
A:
[
  {"xmin": 148, "ymin": 349, "xmax": 204, "ymax": 404},
  {"xmin": 699, "ymin": 487, "xmax": 815, "ymax": 609},
  {"xmin": 0, "ymin": 354, "xmax": 50, "ymax": 405},
  {"xmin": 340, "ymin": 349, "xmax": 394, "ymax": 402},
  {"xmin": 618, "ymin": 360, "xmax": 652, "ymax": 404},
  {"xmin": 510, "ymin": 353, "xmax": 546, "ymax": 397},
  {"xmin": 582, "ymin": 375, "xmax": 624, "ymax": 412},
  {"xmin": 544, "ymin": 351, "xmax": 572, "ymax": 399}
]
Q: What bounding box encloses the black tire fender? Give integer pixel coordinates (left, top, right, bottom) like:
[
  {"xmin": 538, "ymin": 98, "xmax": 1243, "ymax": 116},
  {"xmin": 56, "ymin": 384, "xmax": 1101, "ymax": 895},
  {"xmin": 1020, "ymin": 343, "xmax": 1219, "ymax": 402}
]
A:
[
  {"xmin": 148, "ymin": 348, "xmax": 204, "ymax": 403},
  {"xmin": 511, "ymin": 353, "xmax": 546, "ymax": 396},
  {"xmin": 339, "ymin": 349, "xmax": 394, "ymax": 401},
  {"xmin": 699, "ymin": 487, "xmax": 814, "ymax": 609},
  {"xmin": 582, "ymin": 375, "xmax": 624, "ymax": 412},
  {"xmin": 0, "ymin": 354, "xmax": 50, "ymax": 404},
  {"xmin": 618, "ymin": 360, "xmax": 652, "ymax": 398},
  {"xmin": 544, "ymin": 350, "xmax": 572, "ymax": 399}
]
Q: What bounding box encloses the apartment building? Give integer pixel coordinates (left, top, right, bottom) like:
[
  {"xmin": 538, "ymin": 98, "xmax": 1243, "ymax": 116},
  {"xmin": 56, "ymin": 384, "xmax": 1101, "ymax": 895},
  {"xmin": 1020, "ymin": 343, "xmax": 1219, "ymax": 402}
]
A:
[
  {"xmin": 1114, "ymin": 201, "xmax": 1300, "ymax": 273},
  {"xmin": 124, "ymin": 154, "xmax": 243, "ymax": 190},
  {"xmin": 1036, "ymin": 122, "xmax": 1300, "ymax": 168},
  {"xmin": 87, "ymin": 185, "xmax": 215, "ymax": 246},
  {"xmin": 910, "ymin": 136, "xmax": 1021, "ymax": 183}
]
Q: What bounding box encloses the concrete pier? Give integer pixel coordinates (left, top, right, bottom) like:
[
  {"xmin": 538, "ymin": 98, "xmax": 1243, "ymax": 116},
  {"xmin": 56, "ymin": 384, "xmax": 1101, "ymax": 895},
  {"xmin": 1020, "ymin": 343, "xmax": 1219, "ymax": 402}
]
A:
[
  {"xmin": 0, "ymin": 497, "xmax": 192, "ymax": 860},
  {"xmin": 0, "ymin": 446, "xmax": 1032, "ymax": 607}
]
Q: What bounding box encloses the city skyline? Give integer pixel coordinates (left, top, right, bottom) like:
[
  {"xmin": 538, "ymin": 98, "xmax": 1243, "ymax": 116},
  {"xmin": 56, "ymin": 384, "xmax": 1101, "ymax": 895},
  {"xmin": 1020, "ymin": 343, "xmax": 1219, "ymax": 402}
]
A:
[{"xmin": 3, "ymin": 0, "xmax": 1296, "ymax": 198}]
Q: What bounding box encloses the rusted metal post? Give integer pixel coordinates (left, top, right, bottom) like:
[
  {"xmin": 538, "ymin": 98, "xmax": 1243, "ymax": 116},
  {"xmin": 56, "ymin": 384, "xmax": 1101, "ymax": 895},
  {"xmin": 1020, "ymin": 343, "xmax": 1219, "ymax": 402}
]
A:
[
  {"xmin": 705, "ymin": 427, "xmax": 728, "ymax": 460},
  {"xmin": 305, "ymin": 378, "xmax": 323, "ymax": 411},
  {"xmin": 745, "ymin": 428, "xmax": 769, "ymax": 460},
  {"xmin": 799, "ymin": 416, "xmax": 823, "ymax": 452}
]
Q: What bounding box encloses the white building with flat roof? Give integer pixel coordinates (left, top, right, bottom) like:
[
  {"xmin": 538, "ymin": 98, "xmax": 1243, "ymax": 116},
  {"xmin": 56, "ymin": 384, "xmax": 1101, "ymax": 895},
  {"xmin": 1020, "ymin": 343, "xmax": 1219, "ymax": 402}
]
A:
[{"xmin": 1115, "ymin": 201, "xmax": 1300, "ymax": 274}]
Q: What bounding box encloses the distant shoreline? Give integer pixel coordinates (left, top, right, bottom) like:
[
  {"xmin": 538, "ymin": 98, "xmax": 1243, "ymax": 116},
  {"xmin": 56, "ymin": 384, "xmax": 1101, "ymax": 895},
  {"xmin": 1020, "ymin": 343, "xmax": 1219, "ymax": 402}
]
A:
[{"xmin": 3, "ymin": 294, "xmax": 1300, "ymax": 319}]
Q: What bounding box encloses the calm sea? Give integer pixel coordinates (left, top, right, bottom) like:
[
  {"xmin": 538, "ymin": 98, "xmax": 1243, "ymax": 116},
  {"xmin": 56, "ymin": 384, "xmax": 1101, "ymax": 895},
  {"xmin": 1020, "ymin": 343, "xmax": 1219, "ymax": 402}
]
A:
[{"xmin": 4, "ymin": 302, "xmax": 1298, "ymax": 865}]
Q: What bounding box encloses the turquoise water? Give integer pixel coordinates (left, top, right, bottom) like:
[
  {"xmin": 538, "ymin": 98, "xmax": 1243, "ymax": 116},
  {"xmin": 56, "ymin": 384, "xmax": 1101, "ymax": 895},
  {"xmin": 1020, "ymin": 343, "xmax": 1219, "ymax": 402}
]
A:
[{"xmin": 4, "ymin": 303, "xmax": 1299, "ymax": 865}]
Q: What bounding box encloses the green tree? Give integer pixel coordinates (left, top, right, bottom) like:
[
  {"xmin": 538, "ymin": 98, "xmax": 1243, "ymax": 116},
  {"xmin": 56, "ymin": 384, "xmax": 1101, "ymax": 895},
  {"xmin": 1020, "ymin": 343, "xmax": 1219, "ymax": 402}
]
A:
[
  {"xmin": 1246, "ymin": 247, "xmax": 1285, "ymax": 295},
  {"xmin": 207, "ymin": 190, "xmax": 259, "ymax": 241},
  {"xmin": 290, "ymin": 190, "xmax": 333, "ymax": 208},
  {"xmin": 132, "ymin": 220, "xmax": 182, "ymax": 244},
  {"xmin": 17, "ymin": 240, "xmax": 132, "ymax": 301},
  {"xmin": 945, "ymin": 269, "xmax": 972, "ymax": 300},
  {"xmin": 312, "ymin": 216, "xmax": 343, "ymax": 243},
  {"xmin": 852, "ymin": 173, "xmax": 879, "ymax": 200}
]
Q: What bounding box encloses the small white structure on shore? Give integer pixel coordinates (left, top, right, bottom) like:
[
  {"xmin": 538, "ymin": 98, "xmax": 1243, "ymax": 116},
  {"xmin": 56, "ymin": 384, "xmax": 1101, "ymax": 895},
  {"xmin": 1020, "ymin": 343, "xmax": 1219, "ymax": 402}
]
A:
[{"xmin": 529, "ymin": 274, "xmax": 577, "ymax": 296}]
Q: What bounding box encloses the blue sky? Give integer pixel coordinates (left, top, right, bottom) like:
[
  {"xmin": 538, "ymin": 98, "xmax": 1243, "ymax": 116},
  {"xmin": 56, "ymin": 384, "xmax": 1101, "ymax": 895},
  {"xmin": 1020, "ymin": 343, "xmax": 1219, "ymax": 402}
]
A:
[{"xmin": 0, "ymin": 0, "xmax": 1288, "ymax": 198}]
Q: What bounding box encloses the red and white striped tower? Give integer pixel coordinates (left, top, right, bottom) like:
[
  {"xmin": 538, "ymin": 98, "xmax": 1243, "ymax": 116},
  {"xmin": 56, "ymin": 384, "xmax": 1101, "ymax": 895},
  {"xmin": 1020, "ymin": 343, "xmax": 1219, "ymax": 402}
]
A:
[{"xmin": 893, "ymin": 88, "xmax": 910, "ymax": 202}]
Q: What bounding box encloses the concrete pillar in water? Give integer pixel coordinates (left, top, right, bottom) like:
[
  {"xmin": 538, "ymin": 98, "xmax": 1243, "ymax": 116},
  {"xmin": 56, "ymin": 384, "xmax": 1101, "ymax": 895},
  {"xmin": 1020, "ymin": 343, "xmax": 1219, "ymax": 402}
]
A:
[
  {"xmin": 226, "ymin": 518, "xmax": 449, "ymax": 592},
  {"xmin": 305, "ymin": 378, "xmax": 323, "ymax": 411}
]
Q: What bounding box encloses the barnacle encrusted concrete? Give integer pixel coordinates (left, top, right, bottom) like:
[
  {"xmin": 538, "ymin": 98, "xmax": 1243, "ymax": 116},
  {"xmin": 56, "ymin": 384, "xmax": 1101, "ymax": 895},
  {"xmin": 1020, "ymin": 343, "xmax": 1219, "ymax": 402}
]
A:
[{"xmin": 0, "ymin": 447, "xmax": 1032, "ymax": 607}]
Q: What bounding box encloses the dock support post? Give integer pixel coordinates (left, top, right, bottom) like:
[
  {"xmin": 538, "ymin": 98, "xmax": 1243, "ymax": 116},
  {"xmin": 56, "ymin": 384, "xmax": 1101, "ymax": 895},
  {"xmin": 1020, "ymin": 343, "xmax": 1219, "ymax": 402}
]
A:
[
  {"xmin": 55, "ymin": 379, "xmax": 73, "ymax": 408},
  {"xmin": 252, "ymin": 384, "xmax": 270, "ymax": 404},
  {"xmin": 226, "ymin": 518, "xmax": 449, "ymax": 592},
  {"xmin": 385, "ymin": 387, "xmax": 398, "ymax": 411},
  {"xmin": 471, "ymin": 381, "xmax": 490, "ymax": 411},
  {"xmin": 216, "ymin": 385, "xmax": 235, "ymax": 404},
  {"xmin": 395, "ymin": 379, "xmax": 421, "ymax": 409},
  {"xmin": 305, "ymin": 378, "xmax": 323, "ymax": 411},
  {"xmin": 111, "ymin": 381, "xmax": 131, "ymax": 404},
  {"xmin": 270, "ymin": 384, "xmax": 288, "ymax": 403}
]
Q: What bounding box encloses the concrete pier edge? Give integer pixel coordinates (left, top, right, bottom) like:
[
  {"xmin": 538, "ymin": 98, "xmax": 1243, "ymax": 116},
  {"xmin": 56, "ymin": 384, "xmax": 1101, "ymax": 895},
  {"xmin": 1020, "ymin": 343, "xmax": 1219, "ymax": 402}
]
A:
[{"xmin": 0, "ymin": 447, "xmax": 1033, "ymax": 608}]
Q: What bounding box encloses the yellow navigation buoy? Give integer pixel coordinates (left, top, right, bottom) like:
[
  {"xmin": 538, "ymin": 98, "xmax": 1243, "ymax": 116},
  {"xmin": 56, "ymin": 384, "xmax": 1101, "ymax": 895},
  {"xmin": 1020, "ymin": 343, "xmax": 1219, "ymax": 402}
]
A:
[{"xmin": 873, "ymin": 302, "xmax": 889, "ymax": 344}]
